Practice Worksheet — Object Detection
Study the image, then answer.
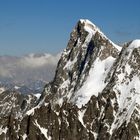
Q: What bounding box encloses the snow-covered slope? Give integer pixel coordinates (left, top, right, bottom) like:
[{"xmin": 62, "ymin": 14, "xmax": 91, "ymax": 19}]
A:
[{"xmin": 104, "ymin": 39, "xmax": 140, "ymax": 139}]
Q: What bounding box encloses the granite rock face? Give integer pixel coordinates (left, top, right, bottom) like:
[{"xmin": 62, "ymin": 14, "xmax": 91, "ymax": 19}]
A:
[{"xmin": 0, "ymin": 19, "xmax": 140, "ymax": 140}]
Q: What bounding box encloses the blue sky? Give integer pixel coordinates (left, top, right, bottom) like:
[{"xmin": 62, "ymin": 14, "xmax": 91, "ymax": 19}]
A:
[{"xmin": 0, "ymin": 0, "xmax": 140, "ymax": 56}]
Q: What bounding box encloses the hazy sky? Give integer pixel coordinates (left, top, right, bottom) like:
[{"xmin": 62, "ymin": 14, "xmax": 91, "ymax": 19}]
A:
[{"xmin": 0, "ymin": 0, "xmax": 140, "ymax": 56}]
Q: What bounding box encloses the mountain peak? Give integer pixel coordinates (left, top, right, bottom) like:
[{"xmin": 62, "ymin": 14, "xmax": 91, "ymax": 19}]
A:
[
  {"xmin": 79, "ymin": 19, "xmax": 98, "ymax": 29},
  {"xmin": 78, "ymin": 19, "xmax": 104, "ymax": 37},
  {"xmin": 78, "ymin": 19, "xmax": 121, "ymax": 52},
  {"xmin": 40, "ymin": 19, "xmax": 122, "ymax": 108}
]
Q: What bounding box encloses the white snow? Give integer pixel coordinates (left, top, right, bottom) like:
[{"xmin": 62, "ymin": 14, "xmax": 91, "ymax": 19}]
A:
[
  {"xmin": 80, "ymin": 19, "xmax": 105, "ymax": 39},
  {"xmin": 34, "ymin": 119, "xmax": 51, "ymax": 140},
  {"xmin": 72, "ymin": 56, "xmax": 115, "ymax": 108},
  {"xmin": 113, "ymin": 76, "xmax": 140, "ymax": 124},
  {"xmin": 22, "ymin": 134, "xmax": 27, "ymax": 140},
  {"xmin": 92, "ymin": 132, "xmax": 98, "ymax": 139},
  {"xmin": 64, "ymin": 57, "xmax": 78, "ymax": 70},
  {"xmin": 128, "ymin": 39, "xmax": 140, "ymax": 49},
  {"xmin": 34, "ymin": 93, "xmax": 41, "ymax": 99},
  {"xmin": 26, "ymin": 105, "xmax": 40, "ymax": 116},
  {"xmin": 110, "ymin": 40, "xmax": 122, "ymax": 51},
  {"xmin": 80, "ymin": 19, "xmax": 121, "ymax": 51},
  {"xmin": 0, "ymin": 87, "xmax": 5, "ymax": 94},
  {"xmin": 14, "ymin": 86, "xmax": 20, "ymax": 90},
  {"xmin": 59, "ymin": 79, "xmax": 70, "ymax": 90},
  {"xmin": 0, "ymin": 126, "xmax": 8, "ymax": 135},
  {"xmin": 56, "ymin": 98, "xmax": 64, "ymax": 107},
  {"xmin": 26, "ymin": 95, "xmax": 32, "ymax": 104},
  {"xmin": 84, "ymin": 22, "xmax": 97, "ymax": 36},
  {"xmin": 78, "ymin": 109, "xmax": 86, "ymax": 127},
  {"xmin": 109, "ymin": 42, "xmax": 140, "ymax": 134},
  {"xmin": 80, "ymin": 19, "xmax": 95, "ymax": 26}
]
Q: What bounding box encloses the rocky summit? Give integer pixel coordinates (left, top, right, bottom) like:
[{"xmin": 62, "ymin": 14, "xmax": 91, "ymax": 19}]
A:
[{"xmin": 0, "ymin": 19, "xmax": 140, "ymax": 140}]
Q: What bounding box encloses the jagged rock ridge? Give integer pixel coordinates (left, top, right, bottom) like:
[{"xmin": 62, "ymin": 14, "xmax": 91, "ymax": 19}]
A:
[{"xmin": 0, "ymin": 19, "xmax": 140, "ymax": 140}]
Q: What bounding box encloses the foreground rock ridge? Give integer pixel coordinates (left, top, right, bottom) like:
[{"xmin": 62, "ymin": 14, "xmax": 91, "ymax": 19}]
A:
[{"xmin": 0, "ymin": 19, "xmax": 140, "ymax": 140}]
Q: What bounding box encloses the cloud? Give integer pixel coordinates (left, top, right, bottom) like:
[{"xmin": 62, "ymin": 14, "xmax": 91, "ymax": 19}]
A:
[
  {"xmin": 19, "ymin": 53, "xmax": 60, "ymax": 68},
  {"xmin": 0, "ymin": 53, "xmax": 61, "ymax": 84},
  {"xmin": 0, "ymin": 67, "xmax": 12, "ymax": 77}
]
